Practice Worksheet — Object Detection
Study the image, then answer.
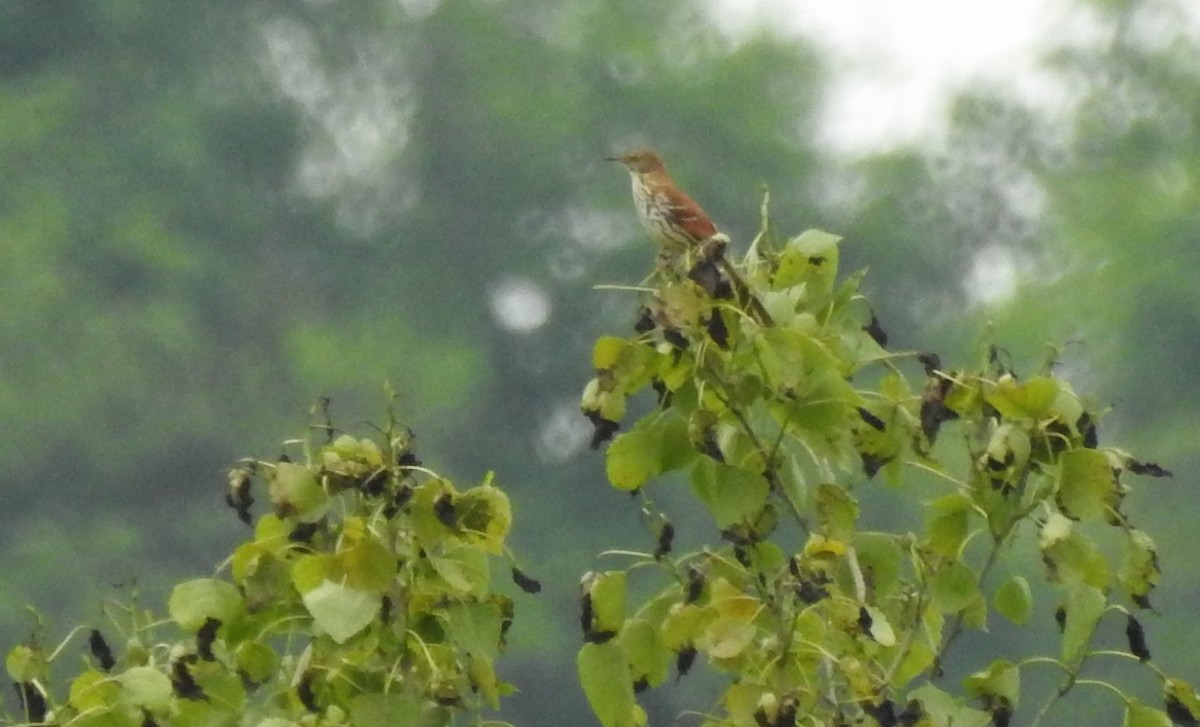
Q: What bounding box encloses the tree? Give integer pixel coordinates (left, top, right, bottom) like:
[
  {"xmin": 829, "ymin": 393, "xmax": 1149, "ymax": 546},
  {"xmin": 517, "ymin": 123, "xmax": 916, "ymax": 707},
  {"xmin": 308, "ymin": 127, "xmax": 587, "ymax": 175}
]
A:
[
  {"xmin": 5, "ymin": 401, "xmax": 535, "ymax": 726},
  {"xmin": 7, "ymin": 198, "xmax": 1182, "ymax": 727},
  {"xmin": 577, "ymin": 201, "xmax": 1179, "ymax": 726}
]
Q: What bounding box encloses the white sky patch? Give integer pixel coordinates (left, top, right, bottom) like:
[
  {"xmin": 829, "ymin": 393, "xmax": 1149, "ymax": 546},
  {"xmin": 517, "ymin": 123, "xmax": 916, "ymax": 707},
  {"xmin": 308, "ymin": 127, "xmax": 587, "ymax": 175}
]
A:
[
  {"xmin": 706, "ymin": 0, "xmax": 1092, "ymax": 153},
  {"xmin": 965, "ymin": 245, "xmax": 1019, "ymax": 305},
  {"xmin": 490, "ymin": 277, "xmax": 552, "ymax": 333},
  {"xmin": 535, "ymin": 400, "xmax": 594, "ymax": 464},
  {"xmin": 260, "ymin": 17, "xmax": 414, "ymax": 233}
]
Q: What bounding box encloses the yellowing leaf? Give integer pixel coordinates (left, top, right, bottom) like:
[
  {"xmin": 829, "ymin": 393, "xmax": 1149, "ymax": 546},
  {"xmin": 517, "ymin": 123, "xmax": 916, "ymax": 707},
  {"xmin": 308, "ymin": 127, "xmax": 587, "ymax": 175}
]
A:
[
  {"xmin": 1041, "ymin": 527, "xmax": 1109, "ymax": 588},
  {"xmin": 701, "ymin": 617, "xmax": 757, "ymax": 660},
  {"xmin": 1119, "ymin": 530, "xmax": 1160, "ymax": 605},
  {"xmin": 1057, "ymin": 448, "xmax": 1117, "ymax": 520},
  {"xmin": 804, "ymin": 533, "xmax": 847, "ymax": 559},
  {"xmin": 290, "ymin": 554, "xmax": 334, "ymax": 595},
  {"xmin": 661, "ymin": 603, "xmax": 706, "ymax": 650},
  {"xmin": 337, "ymin": 541, "xmax": 397, "ymax": 593},
  {"xmin": 457, "ymin": 481, "xmax": 513, "ymax": 554},
  {"xmin": 593, "ymin": 336, "xmax": 628, "ymax": 370},
  {"xmin": 708, "ymin": 578, "xmax": 760, "ymax": 622},
  {"xmin": 578, "ymin": 642, "xmax": 640, "ymax": 727},
  {"xmin": 589, "ymin": 571, "xmax": 628, "ymax": 635},
  {"xmin": 816, "ymin": 483, "xmax": 859, "ymax": 542}
]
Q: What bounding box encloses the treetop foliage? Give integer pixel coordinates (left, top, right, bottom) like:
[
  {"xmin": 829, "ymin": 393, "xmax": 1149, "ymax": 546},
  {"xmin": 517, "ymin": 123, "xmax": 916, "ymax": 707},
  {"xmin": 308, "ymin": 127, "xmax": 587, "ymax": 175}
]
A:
[
  {"xmin": 577, "ymin": 195, "xmax": 1179, "ymax": 727},
  {"xmin": 5, "ymin": 399, "xmax": 536, "ymax": 726}
]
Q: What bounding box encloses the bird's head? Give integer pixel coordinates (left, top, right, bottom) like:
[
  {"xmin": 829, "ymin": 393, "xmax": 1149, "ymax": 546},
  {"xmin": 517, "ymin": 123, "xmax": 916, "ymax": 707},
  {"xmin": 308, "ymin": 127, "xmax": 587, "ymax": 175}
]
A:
[{"xmin": 606, "ymin": 148, "xmax": 667, "ymax": 175}]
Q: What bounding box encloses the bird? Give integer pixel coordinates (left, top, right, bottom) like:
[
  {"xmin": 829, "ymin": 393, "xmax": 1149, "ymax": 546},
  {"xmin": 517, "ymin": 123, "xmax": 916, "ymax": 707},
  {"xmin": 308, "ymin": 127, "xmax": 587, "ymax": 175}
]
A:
[
  {"xmin": 607, "ymin": 148, "xmax": 773, "ymax": 325},
  {"xmin": 606, "ymin": 149, "xmax": 720, "ymax": 253}
]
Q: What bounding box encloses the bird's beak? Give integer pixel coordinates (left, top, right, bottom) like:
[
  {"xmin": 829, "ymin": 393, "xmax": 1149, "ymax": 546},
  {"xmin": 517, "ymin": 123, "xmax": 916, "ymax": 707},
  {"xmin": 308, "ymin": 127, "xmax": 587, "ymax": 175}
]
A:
[{"xmin": 604, "ymin": 154, "xmax": 621, "ymax": 163}]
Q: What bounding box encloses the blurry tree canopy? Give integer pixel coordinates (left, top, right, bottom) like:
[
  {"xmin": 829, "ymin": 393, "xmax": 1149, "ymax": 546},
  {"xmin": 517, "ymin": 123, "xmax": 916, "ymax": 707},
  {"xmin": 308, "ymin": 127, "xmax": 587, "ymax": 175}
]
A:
[{"xmin": 1, "ymin": 0, "xmax": 1198, "ymax": 724}]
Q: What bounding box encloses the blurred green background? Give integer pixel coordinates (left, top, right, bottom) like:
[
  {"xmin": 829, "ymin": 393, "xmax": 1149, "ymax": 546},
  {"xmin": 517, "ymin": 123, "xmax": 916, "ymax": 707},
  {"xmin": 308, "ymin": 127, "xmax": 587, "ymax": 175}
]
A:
[{"xmin": 1, "ymin": 0, "xmax": 1197, "ymax": 724}]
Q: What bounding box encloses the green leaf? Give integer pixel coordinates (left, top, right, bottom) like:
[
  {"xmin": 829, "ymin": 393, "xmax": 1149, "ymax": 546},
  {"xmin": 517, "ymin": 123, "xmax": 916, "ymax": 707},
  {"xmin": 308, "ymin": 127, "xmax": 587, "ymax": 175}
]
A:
[
  {"xmin": 192, "ymin": 662, "xmax": 246, "ymax": 712},
  {"xmin": 962, "ymin": 593, "xmax": 989, "ymax": 631},
  {"xmin": 985, "ymin": 375, "xmax": 1059, "ymax": 420},
  {"xmin": 774, "ymin": 230, "xmax": 842, "ymax": 293},
  {"xmin": 690, "ymin": 458, "xmax": 770, "ymax": 529},
  {"xmin": 446, "ymin": 601, "xmax": 503, "ymax": 661},
  {"xmin": 338, "ymin": 541, "xmax": 398, "ymax": 593},
  {"xmin": 892, "ymin": 640, "xmax": 934, "ymax": 688},
  {"xmin": 117, "ymin": 666, "xmax": 174, "ymax": 711},
  {"xmin": 927, "ymin": 494, "xmax": 972, "ymax": 558},
  {"xmin": 302, "ymin": 580, "xmax": 378, "ymax": 644},
  {"xmin": 430, "ymin": 539, "xmax": 490, "ymax": 596},
  {"xmin": 907, "ymin": 683, "xmax": 991, "ymax": 727},
  {"xmin": 754, "ymin": 327, "xmax": 810, "ymax": 390},
  {"xmin": 660, "ymin": 603, "xmax": 706, "ymax": 650},
  {"xmin": 235, "ymin": 641, "xmax": 279, "ymax": 686},
  {"xmin": 1124, "ymin": 699, "xmax": 1172, "ymax": 727},
  {"xmin": 618, "ymin": 619, "xmax": 671, "ymax": 688},
  {"xmin": 291, "ymin": 554, "xmax": 333, "ymax": 595},
  {"xmin": 5, "ymin": 644, "xmax": 44, "ymax": 682},
  {"xmin": 994, "ymin": 575, "xmax": 1032, "ymax": 625},
  {"xmin": 604, "ymin": 427, "xmax": 662, "ymax": 496},
  {"xmin": 606, "ymin": 414, "xmax": 694, "ymax": 491},
  {"xmin": 854, "ymin": 533, "xmax": 903, "ymax": 599},
  {"xmin": 1119, "ymin": 530, "xmax": 1160, "ymax": 605},
  {"xmin": 268, "ymin": 461, "xmax": 326, "ymax": 521},
  {"xmin": 456, "ymin": 481, "xmax": 513, "ymax": 555},
  {"xmin": 964, "ymin": 659, "xmax": 1019, "ymax": 709},
  {"xmin": 816, "ymin": 483, "xmax": 859, "ymax": 541},
  {"xmin": 69, "ymin": 670, "xmax": 119, "ymax": 712},
  {"xmin": 1061, "ymin": 583, "xmax": 1106, "ymax": 663},
  {"xmin": 1163, "ymin": 679, "xmax": 1200, "ymax": 726},
  {"xmin": 168, "ymin": 578, "xmax": 243, "ymax": 631},
  {"xmin": 1057, "ymin": 448, "xmax": 1117, "ymax": 520},
  {"xmin": 931, "ymin": 561, "xmax": 978, "ymax": 613},
  {"xmin": 351, "ymin": 693, "xmax": 444, "ymax": 727},
  {"xmin": 1041, "ymin": 523, "xmax": 1109, "ymax": 588},
  {"xmin": 578, "ymin": 641, "xmax": 641, "ymax": 727}
]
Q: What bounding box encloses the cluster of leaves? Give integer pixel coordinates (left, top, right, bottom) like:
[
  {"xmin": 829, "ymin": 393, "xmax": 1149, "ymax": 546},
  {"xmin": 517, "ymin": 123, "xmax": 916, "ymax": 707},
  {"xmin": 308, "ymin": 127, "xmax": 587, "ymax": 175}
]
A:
[
  {"xmin": 579, "ymin": 198, "xmax": 1182, "ymax": 727},
  {"xmin": 4, "ymin": 405, "xmax": 535, "ymax": 726}
]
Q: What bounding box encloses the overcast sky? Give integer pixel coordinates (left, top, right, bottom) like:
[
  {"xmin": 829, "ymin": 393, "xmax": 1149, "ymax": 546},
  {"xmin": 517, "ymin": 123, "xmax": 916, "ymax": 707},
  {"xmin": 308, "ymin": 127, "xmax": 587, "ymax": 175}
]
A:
[{"xmin": 709, "ymin": 0, "xmax": 1098, "ymax": 152}]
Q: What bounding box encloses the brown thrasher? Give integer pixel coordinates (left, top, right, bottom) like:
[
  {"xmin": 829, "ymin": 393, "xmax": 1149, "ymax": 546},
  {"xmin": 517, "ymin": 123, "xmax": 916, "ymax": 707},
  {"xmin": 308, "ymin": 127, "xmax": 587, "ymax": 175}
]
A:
[{"xmin": 607, "ymin": 149, "xmax": 773, "ymax": 325}]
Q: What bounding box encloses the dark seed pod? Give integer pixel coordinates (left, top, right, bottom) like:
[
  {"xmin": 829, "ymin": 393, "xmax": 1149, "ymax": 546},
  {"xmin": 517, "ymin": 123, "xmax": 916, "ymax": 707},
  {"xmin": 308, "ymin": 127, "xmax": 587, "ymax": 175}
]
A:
[{"xmin": 89, "ymin": 628, "xmax": 116, "ymax": 672}]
